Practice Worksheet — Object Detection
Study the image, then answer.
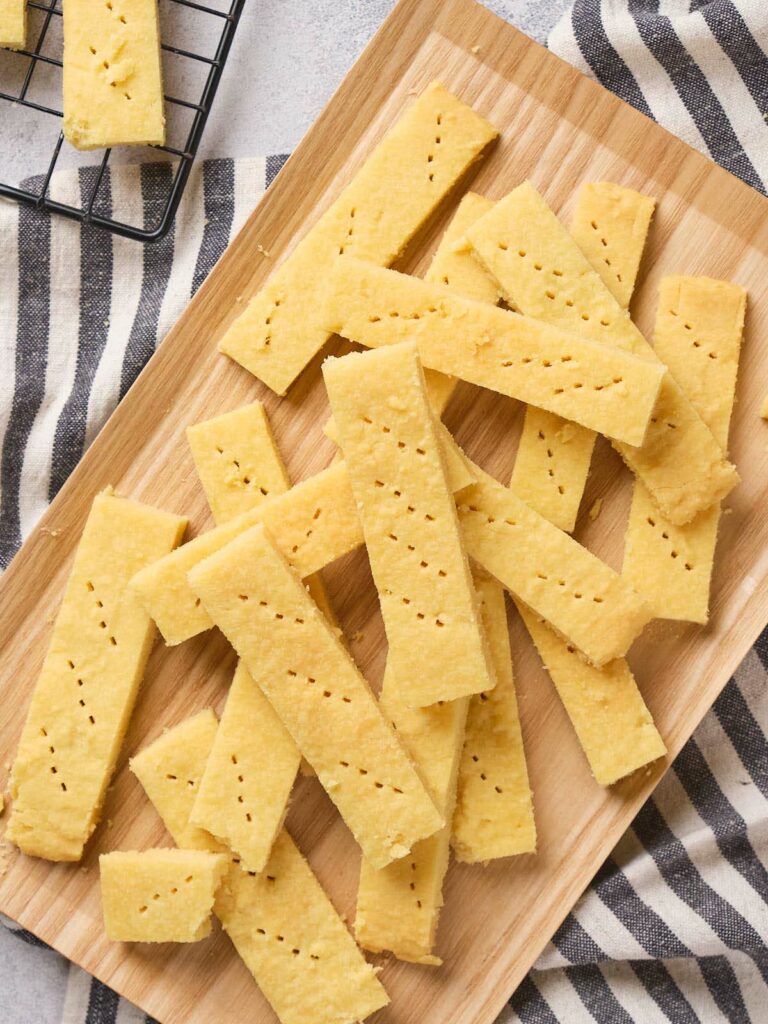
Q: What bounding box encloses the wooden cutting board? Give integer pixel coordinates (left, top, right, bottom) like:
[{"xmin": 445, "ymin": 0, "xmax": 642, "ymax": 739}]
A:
[{"xmin": 2, "ymin": 0, "xmax": 768, "ymax": 1021}]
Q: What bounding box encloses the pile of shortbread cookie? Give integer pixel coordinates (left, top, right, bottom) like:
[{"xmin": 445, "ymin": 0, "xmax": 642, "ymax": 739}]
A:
[{"xmin": 4, "ymin": 83, "xmax": 746, "ymax": 1024}]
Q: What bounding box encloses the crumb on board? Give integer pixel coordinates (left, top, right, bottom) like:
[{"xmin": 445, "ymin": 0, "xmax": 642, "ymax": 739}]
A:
[
  {"xmin": 588, "ymin": 498, "xmax": 603, "ymax": 521},
  {"xmin": 350, "ymin": 631, "xmax": 365, "ymax": 643},
  {"xmin": 471, "ymin": 44, "xmax": 481, "ymax": 54},
  {"xmin": 40, "ymin": 527, "xmax": 61, "ymax": 538},
  {"xmin": 256, "ymin": 244, "xmax": 271, "ymax": 258}
]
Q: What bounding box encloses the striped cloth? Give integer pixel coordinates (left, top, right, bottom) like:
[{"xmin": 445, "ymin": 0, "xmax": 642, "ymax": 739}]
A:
[
  {"xmin": 549, "ymin": 0, "xmax": 768, "ymax": 191},
  {"xmin": 0, "ymin": 156, "xmax": 286, "ymax": 568},
  {"xmin": 1, "ymin": 2, "xmax": 768, "ymax": 1022}
]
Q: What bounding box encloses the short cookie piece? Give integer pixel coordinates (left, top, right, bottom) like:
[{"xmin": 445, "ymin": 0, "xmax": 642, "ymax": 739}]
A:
[{"xmin": 100, "ymin": 849, "xmax": 228, "ymax": 943}]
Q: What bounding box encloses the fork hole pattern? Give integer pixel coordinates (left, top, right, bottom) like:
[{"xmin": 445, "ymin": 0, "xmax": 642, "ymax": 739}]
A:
[
  {"xmin": 373, "ymin": 477, "xmax": 448, "ymax": 580},
  {"xmin": 238, "ymin": 593, "xmax": 307, "ymax": 627},
  {"xmin": 362, "ymin": 419, "xmax": 451, "ymax": 629},
  {"xmin": 286, "ymin": 669, "xmax": 353, "ymax": 705},
  {"xmin": 164, "ymin": 773, "xmax": 198, "ymax": 789},
  {"xmin": 87, "ymin": 579, "xmax": 117, "ymax": 646},
  {"xmin": 338, "ymin": 207, "xmax": 356, "ymax": 256},
  {"xmin": 290, "ymin": 507, "xmax": 322, "ymax": 555},
  {"xmin": 467, "ymin": 751, "xmax": 504, "ymax": 795},
  {"xmin": 90, "ymin": 9, "xmax": 133, "ymax": 100},
  {"xmin": 537, "ymin": 428, "xmax": 565, "ymax": 497},
  {"xmin": 668, "ymin": 310, "xmax": 719, "ymax": 359},
  {"xmin": 500, "ymin": 352, "xmax": 613, "ymax": 396},
  {"xmin": 254, "ymin": 925, "xmax": 320, "ymax": 960},
  {"xmin": 534, "ymin": 570, "xmax": 604, "ymax": 603},
  {"xmin": 408, "ymin": 859, "xmax": 423, "ymax": 909},
  {"xmin": 462, "ymin": 506, "xmax": 605, "ymax": 602},
  {"xmin": 229, "ymin": 752, "xmax": 254, "ymax": 824},
  {"xmin": 518, "ymin": 248, "xmax": 614, "ymax": 327},
  {"xmin": 366, "ymin": 303, "xmax": 442, "ymax": 326},
  {"xmin": 137, "ymin": 873, "xmax": 196, "ymax": 915},
  {"xmin": 644, "ymin": 516, "xmax": 694, "ymax": 571},
  {"xmin": 39, "ymin": 725, "xmax": 67, "ymax": 793},
  {"xmin": 214, "ymin": 446, "xmax": 268, "ymax": 495},
  {"xmin": 427, "ymin": 114, "xmax": 443, "ymax": 182},
  {"xmin": 67, "ymin": 655, "xmax": 97, "ymax": 736},
  {"xmin": 261, "ymin": 298, "xmax": 283, "ymax": 349},
  {"xmin": 460, "ymin": 504, "xmax": 519, "ymax": 531},
  {"xmin": 590, "ymin": 219, "xmax": 623, "ymax": 286},
  {"xmin": 337, "ymin": 759, "xmax": 404, "ymax": 795}
]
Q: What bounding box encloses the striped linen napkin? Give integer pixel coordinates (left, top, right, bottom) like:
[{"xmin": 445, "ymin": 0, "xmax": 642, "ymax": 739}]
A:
[
  {"xmin": 0, "ymin": 155, "xmax": 286, "ymax": 567},
  {"xmin": 1, "ymin": 2, "xmax": 768, "ymax": 1023}
]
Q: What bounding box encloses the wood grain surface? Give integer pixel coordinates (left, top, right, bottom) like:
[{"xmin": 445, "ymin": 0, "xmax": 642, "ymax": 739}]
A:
[{"xmin": 2, "ymin": 0, "xmax": 768, "ymax": 1021}]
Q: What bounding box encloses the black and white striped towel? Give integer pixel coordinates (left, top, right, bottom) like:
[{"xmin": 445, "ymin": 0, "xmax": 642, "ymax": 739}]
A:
[{"xmin": 2, "ymin": 2, "xmax": 768, "ymax": 1022}]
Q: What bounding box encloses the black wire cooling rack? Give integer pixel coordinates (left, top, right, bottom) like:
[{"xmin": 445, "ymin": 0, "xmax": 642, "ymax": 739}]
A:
[{"xmin": 0, "ymin": 0, "xmax": 245, "ymax": 241}]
